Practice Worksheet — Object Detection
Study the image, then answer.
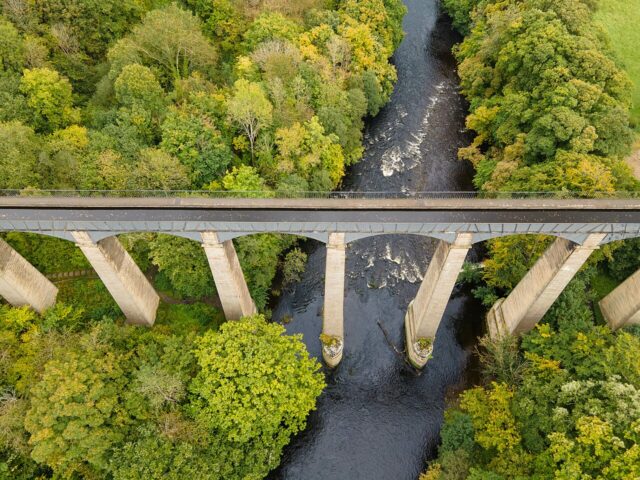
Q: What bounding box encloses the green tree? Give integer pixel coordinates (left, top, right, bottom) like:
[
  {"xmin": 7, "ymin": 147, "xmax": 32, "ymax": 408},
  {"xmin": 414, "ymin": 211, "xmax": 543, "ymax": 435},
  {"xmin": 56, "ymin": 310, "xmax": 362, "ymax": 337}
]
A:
[
  {"xmin": 605, "ymin": 238, "xmax": 640, "ymax": 281},
  {"xmin": 242, "ymin": 12, "xmax": 302, "ymax": 52},
  {"xmin": 110, "ymin": 432, "xmax": 228, "ymax": 480},
  {"xmin": 0, "ymin": 16, "xmax": 23, "ymax": 73},
  {"xmin": 114, "ymin": 64, "xmax": 165, "ymax": 115},
  {"xmin": 235, "ymin": 233, "xmax": 286, "ymax": 308},
  {"xmin": 274, "ymin": 116, "xmax": 345, "ymax": 187},
  {"xmin": 426, "ymin": 299, "xmax": 640, "ymax": 479},
  {"xmin": 442, "ymin": 0, "xmax": 483, "ymax": 35},
  {"xmin": 33, "ymin": 0, "xmax": 146, "ymax": 59},
  {"xmin": 222, "ymin": 165, "xmax": 267, "ymax": 194},
  {"xmin": 0, "ymin": 121, "xmax": 40, "ymax": 188},
  {"xmin": 185, "ymin": 0, "xmax": 247, "ymax": 57},
  {"xmin": 111, "ymin": 64, "xmax": 166, "ymax": 143},
  {"xmin": 160, "ymin": 102, "xmax": 234, "ymax": 186},
  {"xmin": 108, "ymin": 4, "xmax": 218, "ymax": 87},
  {"xmin": 449, "ymin": 0, "xmax": 634, "ymax": 191},
  {"xmin": 190, "ymin": 315, "xmax": 325, "ymax": 479},
  {"xmin": 39, "ymin": 124, "xmax": 90, "ymax": 189},
  {"xmin": 19, "ymin": 68, "xmax": 79, "ymax": 133},
  {"xmin": 149, "ymin": 234, "xmax": 215, "ymax": 299},
  {"xmin": 282, "ymin": 248, "xmax": 307, "ymax": 285},
  {"xmin": 130, "ymin": 148, "xmax": 191, "ymax": 190}
]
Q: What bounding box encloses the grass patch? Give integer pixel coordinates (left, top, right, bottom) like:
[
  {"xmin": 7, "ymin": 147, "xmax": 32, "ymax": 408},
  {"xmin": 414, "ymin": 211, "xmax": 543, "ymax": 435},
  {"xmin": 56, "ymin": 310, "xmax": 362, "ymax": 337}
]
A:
[
  {"xmin": 156, "ymin": 302, "xmax": 224, "ymax": 333},
  {"xmin": 57, "ymin": 278, "xmax": 121, "ymax": 321},
  {"xmin": 596, "ymin": 0, "xmax": 640, "ymax": 128},
  {"xmin": 57, "ymin": 278, "xmax": 224, "ymax": 333}
]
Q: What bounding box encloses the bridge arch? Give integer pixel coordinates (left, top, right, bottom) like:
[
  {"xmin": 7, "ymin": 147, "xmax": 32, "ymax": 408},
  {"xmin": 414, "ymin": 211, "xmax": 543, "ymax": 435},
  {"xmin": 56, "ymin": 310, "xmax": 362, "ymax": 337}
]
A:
[
  {"xmin": 470, "ymin": 231, "xmax": 611, "ymax": 246},
  {"xmin": 344, "ymin": 232, "xmax": 458, "ymax": 244}
]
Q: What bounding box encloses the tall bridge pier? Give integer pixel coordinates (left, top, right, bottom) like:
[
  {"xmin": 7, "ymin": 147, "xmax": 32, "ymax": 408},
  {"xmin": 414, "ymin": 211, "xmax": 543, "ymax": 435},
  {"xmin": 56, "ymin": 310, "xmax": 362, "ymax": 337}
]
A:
[
  {"xmin": 405, "ymin": 233, "xmax": 472, "ymax": 368},
  {"xmin": 600, "ymin": 268, "xmax": 640, "ymax": 330},
  {"xmin": 322, "ymin": 233, "xmax": 347, "ymax": 367},
  {"xmin": 201, "ymin": 232, "xmax": 257, "ymax": 320},
  {"xmin": 0, "ymin": 196, "xmax": 639, "ymax": 367},
  {"xmin": 0, "ymin": 238, "xmax": 58, "ymax": 313},
  {"xmin": 487, "ymin": 233, "xmax": 606, "ymax": 337},
  {"xmin": 71, "ymin": 232, "xmax": 160, "ymax": 326}
]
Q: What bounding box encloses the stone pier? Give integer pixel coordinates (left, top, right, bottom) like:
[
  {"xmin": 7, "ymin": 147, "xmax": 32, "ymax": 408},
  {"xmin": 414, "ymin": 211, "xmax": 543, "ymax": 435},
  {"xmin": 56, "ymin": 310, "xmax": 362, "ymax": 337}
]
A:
[
  {"xmin": 72, "ymin": 232, "xmax": 159, "ymax": 326},
  {"xmin": 488, "ymin": 233, "xmax": 606, "ymax": 337},
  {"xmin": 404, "ymin": 233, "xmax": 472, "ymax": 368},
  {"xmin": 599, "ymin": 268, "xmax": 640, "ymax": 330},
  {"xmin": 0, "ymin": 238, "xmax": 58, "ymax": 313},
  {"xmin": 322, "ymin": 233, "xmax": 346, "ymax": 368},
  {"xmin": 201, "ymin": 232, "xmax": 256, "ymax": 320}
]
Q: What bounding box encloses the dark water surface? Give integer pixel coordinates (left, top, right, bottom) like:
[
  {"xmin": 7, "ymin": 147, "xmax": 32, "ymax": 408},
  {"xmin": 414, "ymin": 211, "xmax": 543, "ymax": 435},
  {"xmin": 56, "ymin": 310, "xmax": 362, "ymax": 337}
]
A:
[{"xmin": 269, "ymin": 2, "xmax": 483, "ymax": 479}]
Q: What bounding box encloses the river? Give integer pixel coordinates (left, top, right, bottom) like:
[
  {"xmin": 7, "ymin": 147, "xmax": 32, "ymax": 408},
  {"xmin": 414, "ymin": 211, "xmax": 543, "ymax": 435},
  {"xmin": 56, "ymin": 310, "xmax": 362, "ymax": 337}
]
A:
[{"xmin": 268, "ymin": 1, "xmax": 483, "ymax": 478}]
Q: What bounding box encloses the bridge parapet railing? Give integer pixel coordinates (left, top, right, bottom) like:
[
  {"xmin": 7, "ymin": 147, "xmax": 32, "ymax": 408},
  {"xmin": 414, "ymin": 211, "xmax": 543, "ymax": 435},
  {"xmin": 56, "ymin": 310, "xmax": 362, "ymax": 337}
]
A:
[{"xmin": 1, "ymin": 190, "xmax": 640, "ymax": 200}]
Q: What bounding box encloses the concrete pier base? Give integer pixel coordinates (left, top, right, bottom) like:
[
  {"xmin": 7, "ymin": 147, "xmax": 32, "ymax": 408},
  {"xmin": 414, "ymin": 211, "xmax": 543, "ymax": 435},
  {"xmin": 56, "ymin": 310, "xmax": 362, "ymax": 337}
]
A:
[
  {"xmin": 72, "ymin": 232, "xmax": 159, "ymax": 326},
  {"xmin": 0, "ymin": 238, "xmax": 58, "ymax": 313},
  {"xmin": 201, "ymin": 232, "xmax": 256, "ymax": 320},
  {"xmin": 322, "ymin": 233, "xmax": 346, "ymax": 368},
  {"xmin": 599, "ymin": 268, "xmax": 640, "ymax": 330},
  {"xmin": 488, "ymin": 233, "xmax": 606, "ymax": 337},
  {"xmin": 405, "ymin": 233, "xmax": 472, "ymax": 368}
]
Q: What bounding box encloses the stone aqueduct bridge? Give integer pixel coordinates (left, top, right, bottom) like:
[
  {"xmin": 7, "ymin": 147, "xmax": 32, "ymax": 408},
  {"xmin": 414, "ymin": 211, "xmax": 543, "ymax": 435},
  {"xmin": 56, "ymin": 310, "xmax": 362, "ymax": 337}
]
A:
[{"xmin": 1, "ymin": 195, "xmax": 640, "ymax": 367}]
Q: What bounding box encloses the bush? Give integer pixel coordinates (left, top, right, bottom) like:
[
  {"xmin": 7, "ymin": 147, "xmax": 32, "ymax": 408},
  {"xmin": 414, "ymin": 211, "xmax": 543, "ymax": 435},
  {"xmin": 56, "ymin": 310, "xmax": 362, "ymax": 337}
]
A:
[{"xmin": 476, "ymin": 335, "xmax": 526, "ymax": 386}]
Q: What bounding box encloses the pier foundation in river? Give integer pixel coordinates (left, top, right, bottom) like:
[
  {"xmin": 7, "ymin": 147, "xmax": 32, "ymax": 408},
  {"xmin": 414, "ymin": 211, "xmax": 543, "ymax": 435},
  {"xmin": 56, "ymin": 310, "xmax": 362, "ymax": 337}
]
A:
[
  {"xmin": 404, "ymin": 234, "xmax": 472, "ymax": 368},
  {"xmin": 322, "ymin": 233, "xmax": 346, "ymax": 368}
]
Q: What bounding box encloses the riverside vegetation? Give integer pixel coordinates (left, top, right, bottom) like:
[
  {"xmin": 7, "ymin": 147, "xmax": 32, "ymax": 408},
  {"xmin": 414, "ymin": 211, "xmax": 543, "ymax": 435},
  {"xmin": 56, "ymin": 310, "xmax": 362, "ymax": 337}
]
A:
[
  {"xmin": 0, "ymin": 0, "xmax": 406, "ymax": 478},
  {"xmin": 422, "ymin": 1, "xmax": 640, "ymax": 478}
]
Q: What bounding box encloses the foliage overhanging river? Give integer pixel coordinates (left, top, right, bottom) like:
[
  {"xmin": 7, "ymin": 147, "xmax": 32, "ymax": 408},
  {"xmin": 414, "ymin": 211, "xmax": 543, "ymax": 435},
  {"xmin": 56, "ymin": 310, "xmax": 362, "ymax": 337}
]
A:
[{"xmin": 269, "ymin": 2, "xmax": 483, "ymax": 478}]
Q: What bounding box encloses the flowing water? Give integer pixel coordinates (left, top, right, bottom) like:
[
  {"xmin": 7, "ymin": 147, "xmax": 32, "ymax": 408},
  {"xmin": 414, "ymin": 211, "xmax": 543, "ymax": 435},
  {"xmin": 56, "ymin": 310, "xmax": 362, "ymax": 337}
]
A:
[{"xmin": 269, "ymin": 2, "xmax": 484, "ymax": 478}]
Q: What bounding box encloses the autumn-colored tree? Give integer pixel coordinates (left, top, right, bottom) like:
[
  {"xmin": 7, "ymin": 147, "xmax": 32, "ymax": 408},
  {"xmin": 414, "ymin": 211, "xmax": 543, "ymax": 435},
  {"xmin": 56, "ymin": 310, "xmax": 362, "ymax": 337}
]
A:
[
  {"xmin": 227, "ymin": 79, "xmax": 273, "ymax": 159},
  {"xmin": 423, "ymin": 274, "xmax": 640, "ymax": 479}
]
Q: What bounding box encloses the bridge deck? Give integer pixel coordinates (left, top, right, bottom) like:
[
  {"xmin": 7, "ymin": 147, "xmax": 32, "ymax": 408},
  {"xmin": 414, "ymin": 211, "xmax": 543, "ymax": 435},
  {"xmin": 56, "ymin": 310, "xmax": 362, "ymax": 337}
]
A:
[
  {"xmin": 0, "ymin": 197, "xmax": 640, "ymax": 210},
  {"xmin": 0, "ymin": 197, "xmax": 639, "ymax": 245}
]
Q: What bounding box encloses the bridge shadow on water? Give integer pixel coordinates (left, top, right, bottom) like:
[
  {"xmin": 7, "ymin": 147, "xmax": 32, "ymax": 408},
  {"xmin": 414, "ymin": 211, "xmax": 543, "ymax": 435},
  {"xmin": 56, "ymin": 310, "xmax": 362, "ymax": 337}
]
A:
[{"xmin": 268, "ymin": 1, "xmax": 484, "ymax": 478}]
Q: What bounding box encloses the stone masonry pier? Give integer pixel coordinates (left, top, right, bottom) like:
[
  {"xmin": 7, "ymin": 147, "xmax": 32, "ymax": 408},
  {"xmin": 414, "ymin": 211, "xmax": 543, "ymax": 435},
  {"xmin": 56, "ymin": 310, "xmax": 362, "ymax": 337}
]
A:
[
  {"xmin": 201, "ymin": 232, "xmax": 256, "ymax": 320},
  {"xmin": 71, "ymin": 232, "xmax": 160, "ymax": 326},
  {"xmin": 405, "ymin": 233, "xmax": 472, "ymax": 368},
  {"xmin": 488, "ymin": 233, "xmax": 606, "ymax": 337},
  {"xmin": 322, "ymin": 233, "xmax": 346, "ymax": 367},
  {"xmin": 599, "ymin": 268, "xmax": 640, "ymax": 330},
  {"xmin": 0, "ymin": 238, "xmax": 58, "ymax": 313}
]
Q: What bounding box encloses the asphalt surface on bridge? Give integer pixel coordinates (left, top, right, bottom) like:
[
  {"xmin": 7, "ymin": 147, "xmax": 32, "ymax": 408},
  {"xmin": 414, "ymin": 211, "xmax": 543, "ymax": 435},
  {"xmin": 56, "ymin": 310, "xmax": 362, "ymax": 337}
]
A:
[{"xmin": 0, "ymin": 198, "xmax": 639, "ymax": 225}]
